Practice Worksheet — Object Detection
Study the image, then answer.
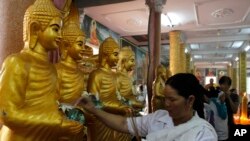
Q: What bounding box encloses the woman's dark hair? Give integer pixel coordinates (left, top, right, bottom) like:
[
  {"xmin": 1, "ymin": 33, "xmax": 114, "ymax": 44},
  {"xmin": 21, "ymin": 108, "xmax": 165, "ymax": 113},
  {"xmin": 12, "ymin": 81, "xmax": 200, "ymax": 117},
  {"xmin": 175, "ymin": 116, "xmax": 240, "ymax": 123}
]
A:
[
  {"xmin": 165, "ymin": 73, "xmax": 206, "ymax": 119},
  {"xmin": 219, "ymin": 76, "xmax": 232, "ymax": 86}
]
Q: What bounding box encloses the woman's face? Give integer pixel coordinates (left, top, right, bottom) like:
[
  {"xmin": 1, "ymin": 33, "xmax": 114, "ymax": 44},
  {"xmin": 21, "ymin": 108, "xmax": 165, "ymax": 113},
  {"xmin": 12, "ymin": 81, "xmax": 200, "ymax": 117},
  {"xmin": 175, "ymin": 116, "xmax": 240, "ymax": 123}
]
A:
[{"xmin": 164, "ymin": 85, "xmax": 193, "ymax": 121}]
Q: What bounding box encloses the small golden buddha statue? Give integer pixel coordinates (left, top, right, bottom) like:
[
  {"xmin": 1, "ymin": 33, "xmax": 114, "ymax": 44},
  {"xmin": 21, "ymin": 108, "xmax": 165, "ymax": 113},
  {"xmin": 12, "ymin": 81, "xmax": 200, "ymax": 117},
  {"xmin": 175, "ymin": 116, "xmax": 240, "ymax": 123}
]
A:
[
  {"xmin": 56, "ymin": 10, "xmax": 86, "ymax": 104},
  {"xmin": 77, "ymin": 45, "xmax": 94, "ymax": 91},
  {"xmin": 117, "ymin": 47, "xmax": 143, "ymax": 109},
  {"xmin": 0, "ymin": 0, "xmax": 82, "ymax": 141},
  {"xmin": 151, "ymin": 65, "xmax": 167, "ymax": 112},
  {"xmin": 56, "ymin": 4, "xmax": 87, "ymax": 140},
  {"xmin": 87, "ymin": 37, "xmax": 131, "ymax": 141}
]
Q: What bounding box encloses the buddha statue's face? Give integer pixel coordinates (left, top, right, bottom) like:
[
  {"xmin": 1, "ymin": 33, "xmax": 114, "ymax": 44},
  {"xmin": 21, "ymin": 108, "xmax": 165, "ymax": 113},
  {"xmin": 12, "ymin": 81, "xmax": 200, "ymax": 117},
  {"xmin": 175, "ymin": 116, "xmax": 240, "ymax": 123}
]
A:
[
  {"xmin": 124, "ymin": 55, "xmax": 135, "ymax": 71},
  {"xmin": 68, "ymin": 36, "xmax": 86, "ymax": 60},
  {"xmin": 39, "ymin": 17, "xmax": 62, "ymax": 51},
  {"xmin": 106, "ymin": 48, "xmax": 119, "ymax": 67},
  {"xmin": 161, "ymin": 69, "xmax": 167, "ymax": 80}
]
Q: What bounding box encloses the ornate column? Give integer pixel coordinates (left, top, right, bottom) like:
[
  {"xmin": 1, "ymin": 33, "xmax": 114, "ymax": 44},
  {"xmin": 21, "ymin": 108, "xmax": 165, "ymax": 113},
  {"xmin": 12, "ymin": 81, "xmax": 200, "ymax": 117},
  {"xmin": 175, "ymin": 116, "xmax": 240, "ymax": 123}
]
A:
[
  {"xmin": 239, "ymin": 52, "xmax": 247, "ymax": 93},
  {"xmin": 186, "ymin": 53, "xmax": 191, "ymax": 73},
  {"xmin": 232, "ymin": 68, "xmax": 237, "ymax": 89},
  {"xmin": 169, "ymin": 30, "xmax": 181, "ymax": 75},
  {"xmin": 0, "ymin": 0, "xmax": 36, "ymax": 66},
  {"xmin": 227, "ymin": 63, "xmax": 233, "ymax": 79},
  {"xmin": 146, "ymin": 0, "xmax": 166, "ymax": 113},
  {"xmin": 180, "ymin": 43, "xmax": 186, "ymax": 72}
]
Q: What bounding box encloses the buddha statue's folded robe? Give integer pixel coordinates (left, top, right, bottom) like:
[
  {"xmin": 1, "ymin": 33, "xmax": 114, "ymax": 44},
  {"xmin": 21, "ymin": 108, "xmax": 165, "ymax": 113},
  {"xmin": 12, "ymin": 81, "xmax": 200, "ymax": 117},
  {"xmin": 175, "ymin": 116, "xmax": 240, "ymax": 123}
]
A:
[
  {"xmin": 56, "ymin": 61, "xmax": 86, "ymax": 141},
  {"xmin": 117, "ymin": 72, "xmax": 143, "ymax": 109},
  {"xmin": 56, "ymin": 61, "xmax": 84, "ymax": 104},
  {"xmin": 87, "ymin": 68, "xmax": 131, "ymax": 141},
  {"xmin": 0, "ymin": 50, "xmax": 64, "ymax": 141}
]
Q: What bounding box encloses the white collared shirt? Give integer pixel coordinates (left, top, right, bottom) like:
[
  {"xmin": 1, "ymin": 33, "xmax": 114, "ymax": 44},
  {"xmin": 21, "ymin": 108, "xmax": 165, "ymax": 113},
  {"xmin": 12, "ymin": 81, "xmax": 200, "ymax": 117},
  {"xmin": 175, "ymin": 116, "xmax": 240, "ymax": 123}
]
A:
[{"xmin": 127, "ymin": 110, "xmax": 217, "ymax": 141}]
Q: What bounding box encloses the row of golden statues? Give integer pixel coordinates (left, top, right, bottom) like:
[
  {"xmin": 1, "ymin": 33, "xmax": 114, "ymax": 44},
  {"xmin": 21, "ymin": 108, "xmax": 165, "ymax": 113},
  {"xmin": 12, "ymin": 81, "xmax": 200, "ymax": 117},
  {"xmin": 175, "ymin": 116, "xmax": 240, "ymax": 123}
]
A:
[{"xmin": 0, "ymin": 0, "xmax": 170, "ymax": 141}]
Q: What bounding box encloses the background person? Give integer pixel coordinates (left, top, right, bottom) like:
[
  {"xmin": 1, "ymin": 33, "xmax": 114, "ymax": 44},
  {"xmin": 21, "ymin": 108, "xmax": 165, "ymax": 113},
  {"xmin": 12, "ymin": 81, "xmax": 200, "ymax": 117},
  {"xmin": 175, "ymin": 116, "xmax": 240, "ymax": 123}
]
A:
[{"xmin": 218, "ymin": 76, "xmax": 239, "ymax": 140}]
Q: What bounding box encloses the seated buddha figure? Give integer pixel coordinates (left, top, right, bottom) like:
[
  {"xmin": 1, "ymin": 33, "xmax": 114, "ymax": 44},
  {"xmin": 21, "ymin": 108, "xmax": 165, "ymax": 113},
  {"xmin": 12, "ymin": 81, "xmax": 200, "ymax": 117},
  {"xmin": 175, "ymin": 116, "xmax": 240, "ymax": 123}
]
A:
[
  {"xmin": 56, "ymin": 20, "xmax": 86, "ymax": 140},
  {"xmin": 117, "ymin": 47, "xmax": 143, "ymax": 109},
  {"xmin": 77, "ymin": 45, "xmax": 94, "ymax": 91},
  {"xmin": 0, "ymin": 0, "xmax": 82, "ymax": 141},
  {"xmin": 57, "ymin": 22, "xmax": 86, "ymax": 104},
  {"xmin": 151, "ymin": 65, "xmax": 168, "ymax": 112},
  {"xmin": 87, "ymin": 37, "xmax": 131, "ymax": 141}
]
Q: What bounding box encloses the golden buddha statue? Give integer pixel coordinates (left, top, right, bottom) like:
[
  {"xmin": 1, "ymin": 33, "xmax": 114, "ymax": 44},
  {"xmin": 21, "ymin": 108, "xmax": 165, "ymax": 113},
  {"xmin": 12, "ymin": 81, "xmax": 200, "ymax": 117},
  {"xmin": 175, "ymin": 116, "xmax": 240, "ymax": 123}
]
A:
[
  {"xmin": 56, "ymin": 5, "xmax": 86, "ymax": 104},
  {"xmin": 117, "ymin": 47, "xmax": 143, "ymax": 109},
  {"xmin": 0, "ymin": 0, "xmax": 82, "ymax": 141},
  {"xmin": 87, "ymin": 37, "xmax": 131, "ymax": 141},
  {"xmin": 77, "ymin": 45, "xmax": 94, "ymax": 91},
  {"xmin": 151, "ymin": 65, "xmax": 167, "ymax": 112},
  {"xmin": 55, "ymin": 4, "xmax": 87, "ymax": 140}
]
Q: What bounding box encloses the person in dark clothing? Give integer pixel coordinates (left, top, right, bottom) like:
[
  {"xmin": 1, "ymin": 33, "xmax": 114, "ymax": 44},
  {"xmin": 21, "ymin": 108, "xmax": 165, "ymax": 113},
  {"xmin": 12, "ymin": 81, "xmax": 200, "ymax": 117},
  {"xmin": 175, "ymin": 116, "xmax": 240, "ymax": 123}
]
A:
[{"xmin": 218, "ymin": 76, "xmax": 240, "ymax": 141}]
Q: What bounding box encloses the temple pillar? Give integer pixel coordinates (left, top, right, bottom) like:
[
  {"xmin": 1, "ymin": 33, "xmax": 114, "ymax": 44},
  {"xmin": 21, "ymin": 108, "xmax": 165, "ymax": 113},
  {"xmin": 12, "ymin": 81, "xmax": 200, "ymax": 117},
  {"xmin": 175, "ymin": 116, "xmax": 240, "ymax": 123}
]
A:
[
  {"xmin": 232, "ymin": 66, "xmax": 237, "ymax": 89},
  {"xmin": 231, "ymin": 61, "xmax": 238, "ymax": 90},
  {"xmin": 169, "ymin": 30, "xmax": 181, "ymax": 75},
  {"xmin": 180, "ymin": 43, "xmax": 186, "ymax": 73},
  {"xmin": 239, "ymin": 52, "xmax": 247, "ymax": 93},
  {"xmin": 186, "ymin": 53, "xmax": 191, "ymax": 73},
  {"xmin": 0, "ymin": 0, "xmax": 36, "ymax": 66},
  {"xmin": 227, "ymin": 63, "xmax": 233, "ymax": 79},
  {"xmin": 146, "ymin": 0, "xmax": 165, "ymax": 113}
]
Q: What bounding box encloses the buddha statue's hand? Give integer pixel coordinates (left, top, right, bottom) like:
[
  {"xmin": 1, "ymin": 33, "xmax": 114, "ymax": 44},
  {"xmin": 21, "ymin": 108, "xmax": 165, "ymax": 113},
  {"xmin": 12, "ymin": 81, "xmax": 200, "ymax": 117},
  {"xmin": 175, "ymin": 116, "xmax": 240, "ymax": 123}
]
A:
[{"xmin": 60, "ymin": 118, "xmax": 83, "ymax": 135}]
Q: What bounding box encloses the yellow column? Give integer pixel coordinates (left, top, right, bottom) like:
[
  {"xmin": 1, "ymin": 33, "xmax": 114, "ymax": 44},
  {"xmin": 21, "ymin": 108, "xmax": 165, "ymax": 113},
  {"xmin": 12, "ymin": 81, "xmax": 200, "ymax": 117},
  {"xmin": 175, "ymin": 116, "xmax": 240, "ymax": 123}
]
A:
[
  {"xmin": 0, "ymin": 0, "xmax": 36, "ymax": 66},
  {"xmin": 180, "ymin": 43, "xmax": 186, "ymax": 73},
  {"xmin": 232, "ymin": 67, "xmax": 237, "ymax": 89},
  {"xmin": 239, "ymin": 52, "xmax": 247, "ymax": 93},
  {"xmin": 186, "ymin": 53, "xmax": 191, "ymax": 73},
  {"xmin": 169, "ymin": 30, "xmax": 181, "ymax": 75},
  {"xmin": 230, "ymin": 60, "xmax": 238, "ymax": 89},
  {"xmin": 227, "ymin": 64, "xmax": 233, "ymax": 79}
]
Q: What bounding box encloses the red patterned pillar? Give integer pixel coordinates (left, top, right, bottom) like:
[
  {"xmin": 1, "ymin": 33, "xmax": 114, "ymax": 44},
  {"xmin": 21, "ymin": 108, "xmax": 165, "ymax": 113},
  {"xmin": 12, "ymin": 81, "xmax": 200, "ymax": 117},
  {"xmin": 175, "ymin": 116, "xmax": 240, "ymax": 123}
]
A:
[
  {"xmin": 0, "ymin": 0, "xmax": 36, "ymax": 66},
  {"xmin": 146, "ymin": 0, "xmax": 166, "ymax": 113}
]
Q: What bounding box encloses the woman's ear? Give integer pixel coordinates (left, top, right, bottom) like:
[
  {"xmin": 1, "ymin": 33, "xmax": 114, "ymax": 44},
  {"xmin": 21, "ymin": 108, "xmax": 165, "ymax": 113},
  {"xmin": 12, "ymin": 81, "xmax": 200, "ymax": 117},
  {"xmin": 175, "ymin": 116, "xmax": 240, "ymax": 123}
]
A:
[
  {"xmin": 187, "ymin": 95, "xmax": 195, "ymax": 108},
  {"xmin": 29, "ymin": 21, "xmax": 41, "ymax": 49}
]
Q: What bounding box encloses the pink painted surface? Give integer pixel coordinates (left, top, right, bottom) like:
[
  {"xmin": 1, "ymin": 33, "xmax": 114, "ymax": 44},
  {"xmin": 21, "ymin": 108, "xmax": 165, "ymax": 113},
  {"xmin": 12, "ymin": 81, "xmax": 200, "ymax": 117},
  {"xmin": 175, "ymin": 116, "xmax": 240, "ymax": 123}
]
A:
[
  {"xmin": 53, "ymin": 0, "xmax": 67, "ymax": 10},
  {"xmin": 0, "ymin": 0, "xmax": 36, "ymax": 66}
]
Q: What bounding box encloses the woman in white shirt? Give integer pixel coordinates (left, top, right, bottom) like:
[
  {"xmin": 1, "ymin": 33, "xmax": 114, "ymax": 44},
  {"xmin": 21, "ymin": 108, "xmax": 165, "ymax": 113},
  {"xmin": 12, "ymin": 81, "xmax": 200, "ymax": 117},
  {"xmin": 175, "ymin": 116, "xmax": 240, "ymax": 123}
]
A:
[{"xmin": 76, "ymin": 73, "xmax": 217, "ymax": 141}]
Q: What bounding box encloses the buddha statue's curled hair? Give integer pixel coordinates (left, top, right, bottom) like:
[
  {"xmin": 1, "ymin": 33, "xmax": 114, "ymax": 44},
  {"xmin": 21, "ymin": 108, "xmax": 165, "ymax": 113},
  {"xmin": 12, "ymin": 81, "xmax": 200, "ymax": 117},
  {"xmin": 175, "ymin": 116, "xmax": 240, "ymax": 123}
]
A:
[
  {"xmin": 117, "ymin": 46, "xmax": 135, "ymax": 71},
  {"xmin": 98, "ymin": 37, "xmax": 119, "ymax": 64},
  {"xmin": 62, "ymin": 21, "xmax": 85, "ymax": 45},
  {"xmin": 61, "ymin": 2, "xmax": 85, "ymax": 45},
  {"xmin": 23, "ymin": 0, "xmax": 62, "ymax": 42}
]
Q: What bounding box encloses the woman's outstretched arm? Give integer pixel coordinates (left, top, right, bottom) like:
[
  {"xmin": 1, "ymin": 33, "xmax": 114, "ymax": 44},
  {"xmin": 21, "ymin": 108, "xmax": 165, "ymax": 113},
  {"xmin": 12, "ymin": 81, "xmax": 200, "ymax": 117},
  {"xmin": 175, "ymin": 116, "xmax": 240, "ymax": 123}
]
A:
[{"xmin": 75, "ymin": 96, "xmax": 130, "ymax": 133}]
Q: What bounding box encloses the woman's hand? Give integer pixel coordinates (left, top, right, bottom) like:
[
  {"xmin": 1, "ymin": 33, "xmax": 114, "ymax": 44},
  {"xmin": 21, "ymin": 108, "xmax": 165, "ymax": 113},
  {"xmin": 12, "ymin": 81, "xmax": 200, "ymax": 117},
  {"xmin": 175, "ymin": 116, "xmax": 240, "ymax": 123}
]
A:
[{"xmin": 74, "ymin": 96, "xmax": 96, "ymax": 114}]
